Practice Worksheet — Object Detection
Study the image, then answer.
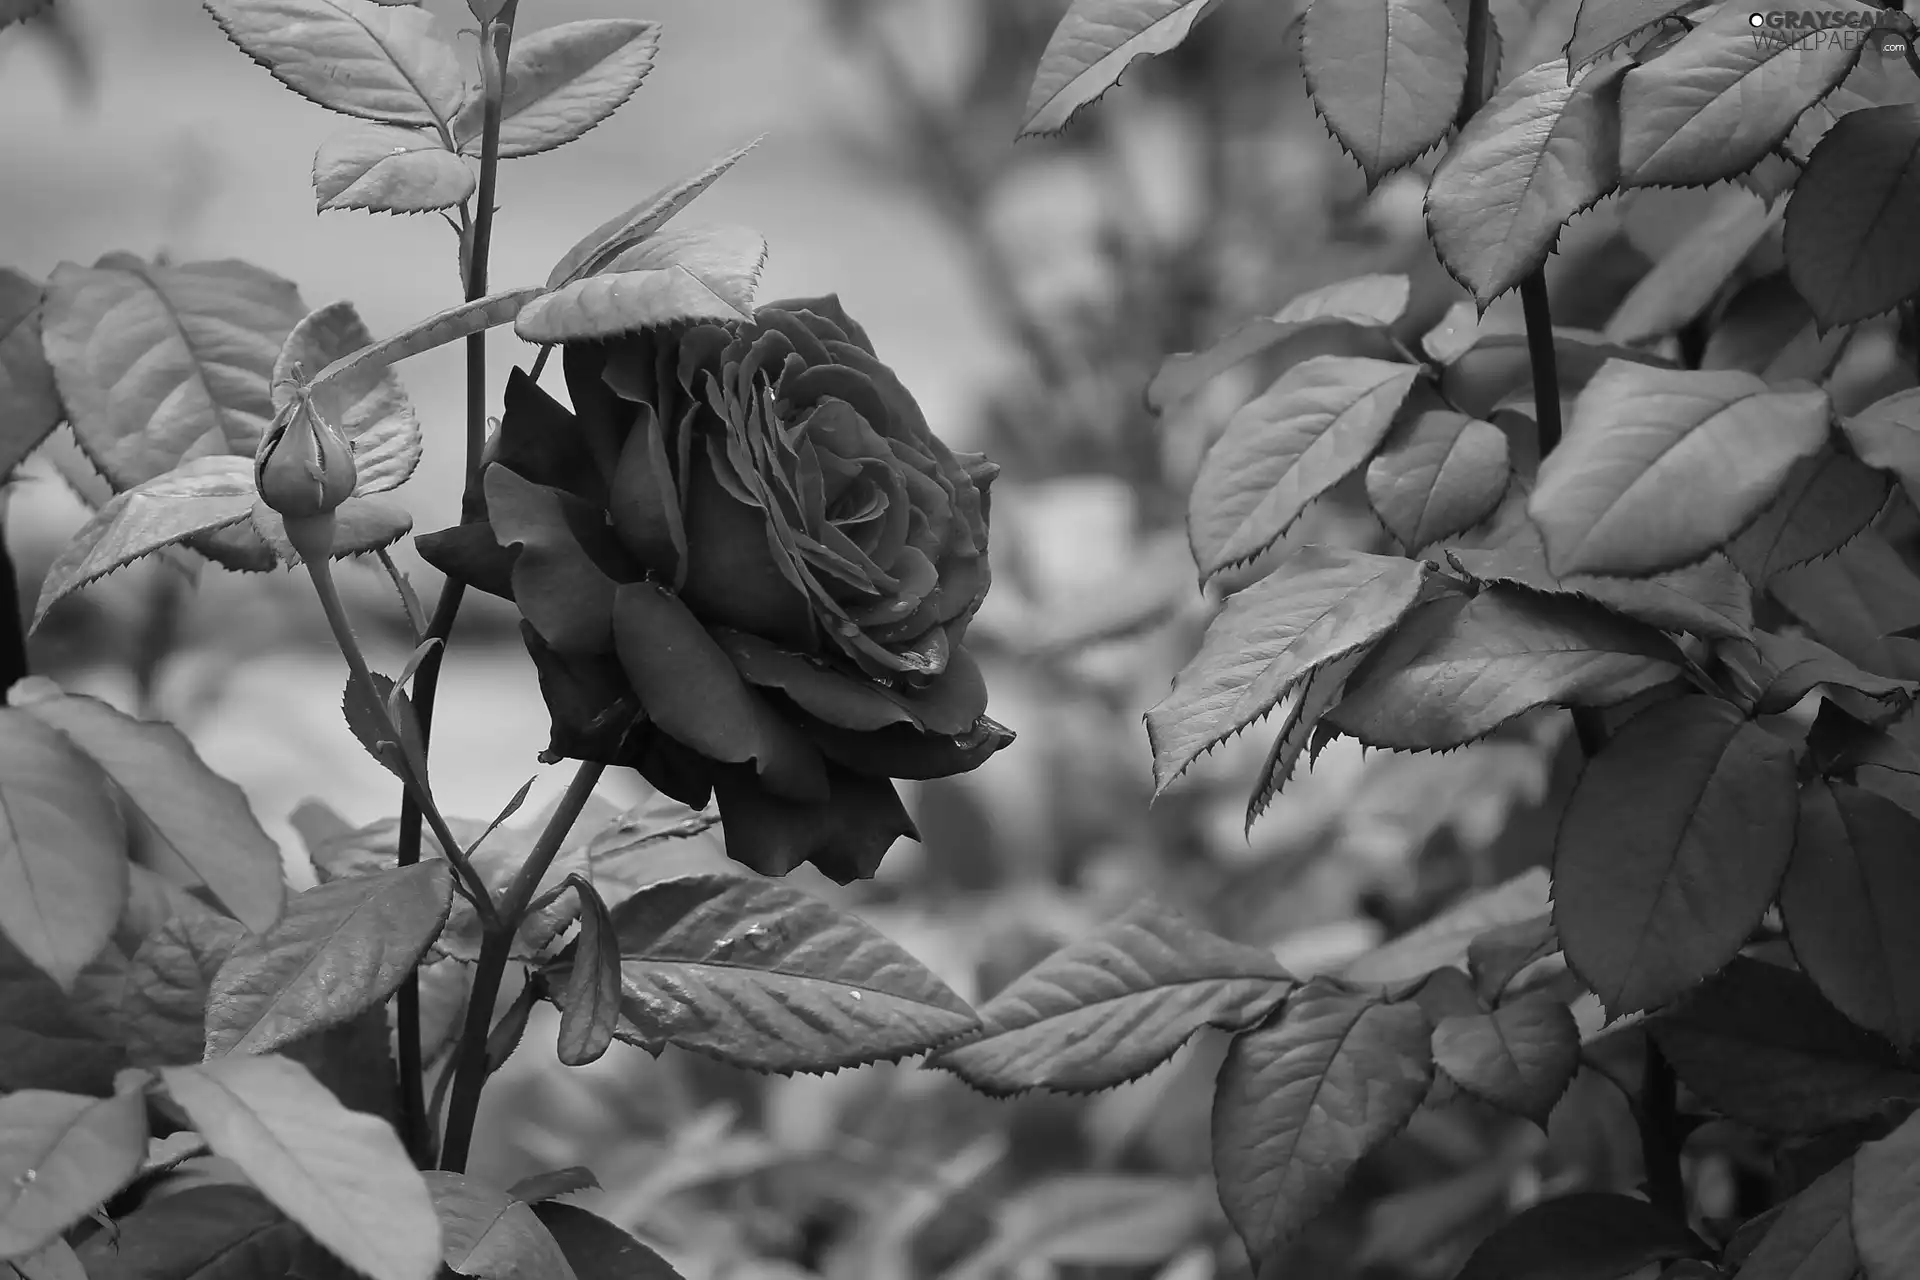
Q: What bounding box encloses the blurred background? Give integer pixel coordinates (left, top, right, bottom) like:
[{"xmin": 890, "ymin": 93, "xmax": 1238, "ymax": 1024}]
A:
[{"xmin": 0, "ymin": 1, "xmax": 1754, "ymax": 1276}]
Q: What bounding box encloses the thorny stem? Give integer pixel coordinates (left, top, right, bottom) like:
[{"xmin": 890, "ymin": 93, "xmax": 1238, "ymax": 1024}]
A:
[
  {"xmin": 302, "ymin": 554, "xmax": 496, "ymax": 923},
  {"xmin": 393, "ymin": 0, "xmax": 521, "ymax": 1168},
  {"xmin": 437, "ymin": 758, "xmax": 606, "ymax": 1173}
]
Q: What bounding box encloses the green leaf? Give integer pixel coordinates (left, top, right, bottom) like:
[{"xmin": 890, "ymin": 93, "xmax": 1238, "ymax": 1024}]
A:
[
  {"xmin": 1528, "ymin": 360, "xmax": 1830, "ymax": 577},
  {"xmin": 1605, "ymin": 190, "xmax": 1781, "ymax": 343},
  {"xmin": 202, "ymin": 859, "xmax": 454, "ymax": 1058},
  {"xmin": 1019, "ymin": 0, "xmax": 1227, "ymax": 137},
  {"xmin": 0, "ymin": 709, "xmax": 129, "ymax": 992},
  {"xmin": 1727, "ymin": 448, "xmax": 1890, "ymax": 585},
  {"xmin": 1844, "ymin": 389, "xmax": 1920, "ymax": 510},
  {"xmin": 1653, "ymin": 956, "xmax": 1920, "ymax": 1133},
  {"xmin": 6, "ymin": 1240, "xmax": 85, "ymax": 1280},
  {"xmin": 555, "ymin": 877, "xmax": 619, "ymax": 1068},
  {"xmin": 1564, "ymin": 0, "xmax": 1705, "ymax": 70},
  {"xmin": 40, "ymin": 255, "xmax": 306, "ymax": 491},
  {"xmin": 12, "ymin": 689, "xmax": 284, "ymax": 933},
  {"xmin": 1555, "ymin": 696, "xmax": 1796, "ymax": 1016},
  {"xmin": 1772, "ymin": 533, "xmax": 1920, "ymax": 674},
  {"xmin": 1427, "ymin": 60, "xmax": 1625, "ymax": 306},
  {"xmin": 544, "ymin": 138, "xmax": 763, "ymax": 289},
  {"xmin": 121, "ymin": 912, "xmax": 247, "ymax": 1068},
  {"xmin": 1856, "ymin": 1110, "xmax": 1920, "ymax": 1278},
  {"xmin": 0, "ymin": 931, "xmax": 128, "ymax": 1096},
  {"xmin": 1745, "ymin": 630, "xmax": 1916, "ymax": 722},
  {"xmin": 0, "ymin": 1080, "xmax": 148, "ymax": 1258},
  {"xmin": 1617, "ymin": 0, "xmax": 1872, "ymax": 188},
  {"xmin": 546, "ymin": 872, "xmax": 978, "ymax": 1074},
  {"xmin": 450, "ymin": 19, "xmax": 658, "ymax": 158},
  {"xmin": 159, "ymin": 1054, "xmax": 439, "ymax": 1280},
  {"xmin": 1326, "ymin": 587, "xmax": 1681, "ymax": 750},
  {"xmin": 931, "ymin": 900, "xmax": 1292, "ymax": 1095},
  {"xmin": 341, "ymin": 670, "xmax": 429, "ymax": 784},
  {"xmin": 505, "ymin": 1168, "xmax": 598, "ymax": 1205},
  {"xmin": 1302, "ymin": 0, "xmax": 1466, "ymax": 186},
  {"xmin": 30, "ymin": 457, "xmax": 259, "ymax": 629},
  {"xmin": 1211, "ymin": 979, "xmax": 1431, "ymax": 1264},
  {"xmin": 1188, "ymin": 356, "xmax": 1422, "ymax": 580},
  {"xmin": 0, "ymin": 269, "xmax": 62, "ymax": 477},
  {"xmin": 1785, "ymin": 104, "xmax": 1920, "ymax": 328},
  {"xmin": 530, "ymin": 1204, "xmax": 685, "ymax": 1280},
  {"xmin": 1453, "ymin": 1193, "xmax": 1706, "ymax": 1279},
  {"xmin": 201, "ymin": 0, "xmax": 465, "ymax": 127},
  {"xmin": 250, "ymin": 494, "xmax": 412, "ymax": 564},
  {"xmin": 1431, "ymin": 994, "xmax": 1578, "ymax": 1126},
  {"xmin": 307, "ymin": 287, "xmax": 543, "ymax": 398},
  {"xmin": 946, "ymin": 1176, "xmax": 1214, "ymax": 1279},
  {"xmin": 1734, "ymin": 1159, "xmax": 1857, "ymax": 1280},
  {"xmin": 1466, "ymin": 915, "xmax": 1558, "ymax": 1001},
  {"xmin": 1782, "ymin": 781, "xmax": 1920, "ymax": 1048},
  {"xmin": 1448, "ymin": 523, "xmax": 1755, "ymax": 642},
  {"xmin": 516, "ymin": 227, "xmax": 766, "ymax": 343},
  {"xmin": 313, "ymin": 124, "xmax": 474, "ymax": 214},
  {"xmin": 1146, "ymin": 546, "xmax": 1435, "ymax": 790},
  {"xmin": 1365, "ymin": 404, "xmax": 1510, "ymax": 552},
  {"xmin": 423, "ymin": 1172, "xmax": 579, "ymax": 1280},
  {"xmin": 1245, "ymin": 646, "xmax": 1370, "ymax": 831},
  {"xmin": 1147, "ymin": 273, "xmax": 1410, "ymax": 410},
  {"xmin": 74, "ymin": 1184, "xmax": 357, "ymax": 1279}
]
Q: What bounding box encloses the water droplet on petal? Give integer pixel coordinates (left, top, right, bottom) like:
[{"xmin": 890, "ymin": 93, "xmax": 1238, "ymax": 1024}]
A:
[{"xmin": 849, "ymin": 991, "xmax": 862, "ymax": 1001}]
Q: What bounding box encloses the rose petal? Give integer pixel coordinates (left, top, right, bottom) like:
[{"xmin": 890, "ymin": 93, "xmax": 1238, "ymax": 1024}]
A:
[
  {"xmin": 415, "ymin": 522, "xmax": 518, "ymax": 601},
  {"xmin": 804, "ymin": 714, "xmax": 1014, "ymax": 781},
  {"xmin": 680, "ymin": 443, "xmax": 815, "ymax": 647},
  {"xmin": 521, "ymin": 623, "xmax": 715, "ymax": 809},
  {"xmin": 779, "ymin": 364, "xmax": 889, "ymax": 431},
  {"xmin": 488, "ymin": 464, "xmax": 637, "ymax": 654},
  {"xmin": 612, "ymin": 582, "xmax": 828, "ymax": 802},
  {"xmin": 710, "ymin": 761, "xmax": 916, "ymax": 882},
  {"xmin": 715, "ymin": 629, "xmax": 987, "ymax": 735},
  {"xmin": 494, "ymin": 368, "xmax": 608, "ymax": 507},
  {"xmin": 758, "ymin": 311, "xmax": 832, "ymax": 368},
  {"xmin": 761, "ymin": 295, "xmax": 876, "ymax": 356},
  {"xmin": 608, "ymin": 402, "xmax": 687, "ymax": 582}
]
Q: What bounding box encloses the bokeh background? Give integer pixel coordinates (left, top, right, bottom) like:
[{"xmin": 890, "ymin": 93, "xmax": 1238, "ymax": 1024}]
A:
[{"xmin": 1, "ymin": 2, "xmax": 1713, "ymax": 1276}]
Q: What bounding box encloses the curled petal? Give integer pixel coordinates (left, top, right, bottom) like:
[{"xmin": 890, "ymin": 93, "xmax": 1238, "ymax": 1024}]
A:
[
  {"xmin": 414, "ymin": 522, "xmax": 516, "ymax": 600},
  {"xmin": 488, "ymin": 465, "xmax": 639, "ymax": 654},
  {"xmin": 716, "ymin": 629, "xmax": 987, "ymax": 736},
  {"xmin": 805, "ymin": 715, "xmax": 1014, "ymax": 780}
]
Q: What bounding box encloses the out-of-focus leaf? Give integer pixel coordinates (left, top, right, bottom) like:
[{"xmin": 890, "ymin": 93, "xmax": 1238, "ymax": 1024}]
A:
[
  {"xmin": 120, "ymin": 912, "xmax": 247, "ymax": 1067},
  {"xmin": 0, "ymin": 1078, "xmax": 149, "ymax": 1258},
  {"xmin": 13, "ymin": 688, "xmax": 284, "ymax": 933},
  {"xmin": 0, "ymin": 709, "xmax": 129, "ymax": 991},
  {"xmin": 1786, "ymin": 105, "xmax": 1920, "ymax": 327},
  {"xmin": 1453, "ymin": 1193, "xmax": 1706, "ymax": 1278},
  {"xmin": 74, "ymin": 1184, "xmax": 358, "ymax": 1279},
  {"xmin": 1854, "ymin": 1110, "xmax": 1920, "ymax": 1278},
  {"xmin": 0, "ymin": 269, "xmax": 62, "ymax": 476},
  {"xmin": 947, "ymin": 1176, "xmax": 1214, "ymax": 1280},
  {"xmin": 1606, "ymin": 191, "xmax": 1781, "ymax": 343},
  {"xmin": 160, "ymin": 1055, "xmax": 439, "ymax": 1280},
  {"xmin": 1733, "ymin": 1158, "xmax": 1856, "ymax": 1280}
]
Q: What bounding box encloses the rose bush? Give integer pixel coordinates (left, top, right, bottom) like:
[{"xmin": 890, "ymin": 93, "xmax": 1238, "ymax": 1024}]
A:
[{"xmin": 419, "ymin": 295, "xmax": 1011, "ymax": 881}]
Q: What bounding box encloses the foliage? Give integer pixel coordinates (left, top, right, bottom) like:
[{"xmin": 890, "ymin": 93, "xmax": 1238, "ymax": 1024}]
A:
[{"xmin": 10, "ymin": 0, "xmax": 1920, "ymax": 1275}]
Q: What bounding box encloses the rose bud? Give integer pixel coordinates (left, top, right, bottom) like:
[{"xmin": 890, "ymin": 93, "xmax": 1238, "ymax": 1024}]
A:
[
  {"xmin": 255, "ymin": 386, "xmax": 358, "ymax": 563},
  {"xmin": 417, "ymin": 295, "xmax": 1012, "ymax": 883}
]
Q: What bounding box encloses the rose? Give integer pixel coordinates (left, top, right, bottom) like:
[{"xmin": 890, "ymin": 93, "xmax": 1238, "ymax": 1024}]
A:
[{"xmin": 418, "ymin": 295, "xmax": 1011, "ymax": 882}]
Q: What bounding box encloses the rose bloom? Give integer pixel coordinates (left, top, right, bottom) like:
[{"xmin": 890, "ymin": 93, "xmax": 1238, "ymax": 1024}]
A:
[{"xmin": 419, "ymin": 296, "xmax": 1010, "ymax": 881}]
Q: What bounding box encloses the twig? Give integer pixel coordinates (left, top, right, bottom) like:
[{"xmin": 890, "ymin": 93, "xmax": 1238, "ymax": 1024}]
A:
[
  {"xmin": 392, "ymin": 0, "xmax": 522, "ymax": 1168},
  {"xmin": 437, "ymin": 758, "xmax": 606, "ymax": 1173}
]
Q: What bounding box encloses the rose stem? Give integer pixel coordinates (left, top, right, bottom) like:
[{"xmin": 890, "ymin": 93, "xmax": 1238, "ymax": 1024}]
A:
[
  {"xmin": 394, "ymin": 0, "xmax": 523, "ymax": 1169},
  {"xmin": 437, "ymin": 757, "xmax": 606, "ymax": 1174}
]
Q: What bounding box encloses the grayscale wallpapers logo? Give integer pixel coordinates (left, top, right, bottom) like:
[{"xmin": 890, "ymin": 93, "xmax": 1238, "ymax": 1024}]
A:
[{"xmin": 1748, "ymin": 7, "xmax": 1919, "ymax": 65}]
